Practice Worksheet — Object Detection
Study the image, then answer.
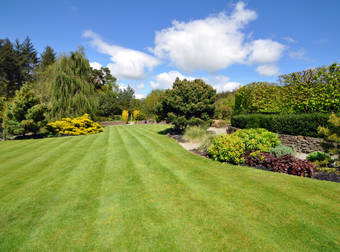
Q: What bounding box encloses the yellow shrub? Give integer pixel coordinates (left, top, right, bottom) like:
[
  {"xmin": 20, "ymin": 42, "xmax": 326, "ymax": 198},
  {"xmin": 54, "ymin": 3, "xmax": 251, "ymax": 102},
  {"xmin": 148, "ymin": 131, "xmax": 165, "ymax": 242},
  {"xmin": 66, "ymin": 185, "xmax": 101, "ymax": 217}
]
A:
[
  {"xmin": 133, "ymin": 110, "xmax": 140, "ymax": 121},
  {"xmin": 122, "ymin": 110, "xmax": 129, "ymax": 123},
  {"xmin": 47, "ymin": 114, "xmax": 103, "ymax": 136}
]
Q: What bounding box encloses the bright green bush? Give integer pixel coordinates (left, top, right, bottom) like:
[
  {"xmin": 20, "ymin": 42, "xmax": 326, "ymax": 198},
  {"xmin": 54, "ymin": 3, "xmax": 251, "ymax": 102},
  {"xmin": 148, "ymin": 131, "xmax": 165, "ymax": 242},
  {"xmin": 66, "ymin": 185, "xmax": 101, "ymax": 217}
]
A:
[
  {"xmin": 269, "ymin": 145, "xmax": 294, "ymax": 157},
  {"xmin": 47, "ymin": 114, "xmax": 103, "ymax": 136},
  {"xmin": 307, "ymin": 152, "xmax": 332, "ymax": 163},
  {"xmin": 183, "ymin": 126, "xmax": 207, "ymax": 142},
  {"xmin": 207, "ymin": 134, "xmax": 246, "ymax": 164},
  {"xmin": 207, "ymin": 128, "xmax": 280, "ymax": 164},
  {"xmin": 231, "ymin": 113, "xmax": 338, "ymax": 137}
]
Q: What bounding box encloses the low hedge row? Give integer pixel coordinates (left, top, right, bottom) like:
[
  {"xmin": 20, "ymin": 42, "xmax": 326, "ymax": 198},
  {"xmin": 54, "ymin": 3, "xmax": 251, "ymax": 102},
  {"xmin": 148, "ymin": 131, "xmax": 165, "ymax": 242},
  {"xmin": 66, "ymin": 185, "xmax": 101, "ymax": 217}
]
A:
[{"xmin": 231, "ymin": 113, "xmax": 338, "ymax": 137}]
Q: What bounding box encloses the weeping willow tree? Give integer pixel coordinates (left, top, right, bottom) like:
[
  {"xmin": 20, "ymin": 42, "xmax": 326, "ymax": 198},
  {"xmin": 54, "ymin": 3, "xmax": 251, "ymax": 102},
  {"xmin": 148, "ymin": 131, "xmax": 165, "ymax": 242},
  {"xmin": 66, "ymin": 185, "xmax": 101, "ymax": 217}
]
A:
[{"xmin": 39, "ymin": 48, "xmax": 98, "ymax": 120}]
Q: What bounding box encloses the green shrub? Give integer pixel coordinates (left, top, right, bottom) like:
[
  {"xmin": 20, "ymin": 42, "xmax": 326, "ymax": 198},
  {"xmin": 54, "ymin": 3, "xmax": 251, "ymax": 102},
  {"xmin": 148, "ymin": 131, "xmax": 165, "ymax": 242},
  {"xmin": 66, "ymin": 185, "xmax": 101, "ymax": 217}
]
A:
[
  {"xmin": 183, "ymin": 126, "xmax": 207, "ymax": 142},
  {"xmin": 269, "ymin": 145, "xmax": 294, "ymax": 157},
  {"xmin": 207, "ymin": 128, "xmax": 280, "ymax": 164},
  {"xmin": 307, "ymin": 151, "xmax": 332, "ymax": 162},
  {"xmin": 231, "ymin": 113, "xmax": 338, "ymax": 137}
]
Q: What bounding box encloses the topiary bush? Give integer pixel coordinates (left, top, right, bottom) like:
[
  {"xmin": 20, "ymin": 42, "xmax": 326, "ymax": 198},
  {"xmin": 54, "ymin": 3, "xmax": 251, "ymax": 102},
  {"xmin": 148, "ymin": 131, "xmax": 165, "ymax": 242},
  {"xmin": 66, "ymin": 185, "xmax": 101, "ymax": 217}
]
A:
[
  {"xmin": 47, "ymin": 114, "xmax": 103, "ymax": 136},
  {"xmin": 269, "ymin": 145, "xmax": 294, "ymax": 157},
  {"xmin": 245, "ymin": 152, "xmax": 315, "ymax": 177},
  {"xmin": 231, "ymin": 113, "xmax": 337, "ymax": 137},
  {"xmin": 207, "ymin": 128, "xmax": 280, "ymax": 164}
]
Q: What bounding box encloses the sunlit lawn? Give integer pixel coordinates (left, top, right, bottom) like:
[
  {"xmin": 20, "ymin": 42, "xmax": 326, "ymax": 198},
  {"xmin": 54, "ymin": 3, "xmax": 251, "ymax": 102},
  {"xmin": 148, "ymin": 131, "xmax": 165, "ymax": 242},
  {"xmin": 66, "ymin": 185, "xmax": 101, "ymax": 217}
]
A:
[{"xmin": 0, "ymin": 125, "xmax": 339, "ymax": 251}]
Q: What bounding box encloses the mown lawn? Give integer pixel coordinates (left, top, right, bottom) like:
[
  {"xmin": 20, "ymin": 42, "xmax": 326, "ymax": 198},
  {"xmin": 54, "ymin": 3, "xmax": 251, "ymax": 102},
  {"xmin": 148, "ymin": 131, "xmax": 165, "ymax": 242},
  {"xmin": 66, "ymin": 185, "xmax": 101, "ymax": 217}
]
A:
[{"xmin": 0, "ymin": 125, "xmax": 339, "ymax": 251}]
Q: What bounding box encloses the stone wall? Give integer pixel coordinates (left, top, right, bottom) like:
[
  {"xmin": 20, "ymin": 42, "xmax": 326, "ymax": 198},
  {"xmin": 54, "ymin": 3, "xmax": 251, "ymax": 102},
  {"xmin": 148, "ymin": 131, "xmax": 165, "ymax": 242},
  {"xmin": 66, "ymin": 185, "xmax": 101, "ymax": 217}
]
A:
[{"xmin": 279, "ymin": 134, "xmax": 325, "ymax": 153}]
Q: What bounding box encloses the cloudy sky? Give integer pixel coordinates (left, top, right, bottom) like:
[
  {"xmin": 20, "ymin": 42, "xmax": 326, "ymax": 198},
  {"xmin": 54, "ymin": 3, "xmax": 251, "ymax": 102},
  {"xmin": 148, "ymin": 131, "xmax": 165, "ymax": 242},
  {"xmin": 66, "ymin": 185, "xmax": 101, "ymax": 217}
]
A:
[{"xmin": 2, "ymin": 0, "xmax": 340, "ymax": 98}]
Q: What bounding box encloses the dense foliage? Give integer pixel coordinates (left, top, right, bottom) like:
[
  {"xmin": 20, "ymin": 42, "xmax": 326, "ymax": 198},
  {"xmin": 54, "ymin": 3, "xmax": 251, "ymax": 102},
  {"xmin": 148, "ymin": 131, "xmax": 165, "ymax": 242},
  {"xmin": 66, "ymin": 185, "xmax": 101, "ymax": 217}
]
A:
[
  {"xmin": 207, "ymin": 128, "xmax": 280, "ymax": 164},
  {"xmin": 234, "ymin": 63, "xmax": 340, "ymax": 115},
  {"xmin": 279, "ymin": 63, "xmax": 340, "ymax": 113},
  {"xmin": 231, "ymin": 113, "xmax": 337, "ymax": 137},
  {"xmin": 47, "ymin": 114, "xmax": 103, "ymax": 136},
  {"xmin": 244, "ymin": 152, "xmax": 315, "ymax": 177},
  {"xmin": 157, "ymin": 78, "xmax": 216, "ymax": 131},
  {"xmin": 234, "ymin": 82, "xmax": 282, "ymax": 114}
]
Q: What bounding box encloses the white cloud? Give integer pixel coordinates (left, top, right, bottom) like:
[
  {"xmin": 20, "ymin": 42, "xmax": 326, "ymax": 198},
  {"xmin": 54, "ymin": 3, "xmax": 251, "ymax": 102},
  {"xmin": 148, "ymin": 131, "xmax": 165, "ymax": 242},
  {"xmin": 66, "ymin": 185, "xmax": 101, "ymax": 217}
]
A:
[
  {"xmin": 83, "ymin": 30, "xmax": 160, "ymax": 80},
  {"xmin": 152, "ymin": 2, "xmax": 257, "ymax": 72},
  {"xmin": 255, "ymin": 64, "xmax": 279, "ymax": 76},
  {"xmin": 135, "ymin": 93, "xmax": 146, "ymax": 99},
  {"xmin": 248, "ymin": 39, "xmax": 286, "ymax": 64},
  {"xmin": 90, "ymin": 61, "xmax": 102, "ymax": 70},
  {"xmin": 209, "ymin": 75, "xmax": 242, "ymax": 92},
  {"xmin": 149, "ymin": 71, "xmax": 195, "ymax": 89},
  {"xmin": 150, "ymin": 71, "xmax": 241, "ymax": 92},
  {"xmin": 151, "ymin": 2, "xmax": 286, "ymax": 76}
]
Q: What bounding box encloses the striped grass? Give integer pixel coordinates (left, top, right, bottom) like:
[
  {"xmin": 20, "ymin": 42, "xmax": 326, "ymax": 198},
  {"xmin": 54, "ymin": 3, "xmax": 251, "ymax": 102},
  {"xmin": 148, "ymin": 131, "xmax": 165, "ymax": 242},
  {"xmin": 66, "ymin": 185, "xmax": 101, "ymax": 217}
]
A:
[{"xmin": 0, "ymin": 125, "xmax": 339, "ymax": 251}]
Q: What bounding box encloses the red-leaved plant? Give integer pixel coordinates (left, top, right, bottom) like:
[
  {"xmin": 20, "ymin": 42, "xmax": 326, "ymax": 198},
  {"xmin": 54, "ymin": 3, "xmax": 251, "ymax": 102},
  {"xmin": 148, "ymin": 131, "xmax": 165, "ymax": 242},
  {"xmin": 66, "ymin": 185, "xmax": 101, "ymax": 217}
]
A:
[{"xmin": 244, "ymin": 152, "xmax": 315, "ymax": 177}]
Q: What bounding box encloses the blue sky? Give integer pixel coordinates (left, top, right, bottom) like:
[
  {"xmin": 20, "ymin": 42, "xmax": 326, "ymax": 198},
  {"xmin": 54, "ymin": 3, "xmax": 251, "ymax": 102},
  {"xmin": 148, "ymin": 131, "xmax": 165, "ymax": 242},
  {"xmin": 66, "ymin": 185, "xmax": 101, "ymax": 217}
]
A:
[{"xmin": 1, "ymin": 0, "xmax": 340, "ymax": 98}]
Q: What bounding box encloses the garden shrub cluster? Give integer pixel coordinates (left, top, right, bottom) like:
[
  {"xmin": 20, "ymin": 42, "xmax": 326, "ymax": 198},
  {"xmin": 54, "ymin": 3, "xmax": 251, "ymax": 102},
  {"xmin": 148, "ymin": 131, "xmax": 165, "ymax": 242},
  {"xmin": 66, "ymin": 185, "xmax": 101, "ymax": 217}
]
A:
[
  {"xmin": 306, "ymin": 151, "xmax": 340, "ymax": 182},
  {"xmin": 207, "ymin": 128, "xmax": 280, "ymax": 164},
  {"xmin": 231, "ymin": 113, "xmax": 336, "ymax": 137},
  {"xmin": 244, "ymin": 152, "xmax": 315, "ymax": 177},
  {"xmin": 47, "ymin": 114, "xmax": 103, "ymax": 136}
]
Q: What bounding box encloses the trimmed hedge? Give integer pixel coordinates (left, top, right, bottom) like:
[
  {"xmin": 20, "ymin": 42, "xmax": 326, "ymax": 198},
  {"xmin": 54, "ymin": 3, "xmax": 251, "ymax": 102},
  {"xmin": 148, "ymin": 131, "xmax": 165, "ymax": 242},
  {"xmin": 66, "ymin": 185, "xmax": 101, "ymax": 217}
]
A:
[{"xmin": 231, "ymin": 113, "xmax": 339, "ymax": 137}]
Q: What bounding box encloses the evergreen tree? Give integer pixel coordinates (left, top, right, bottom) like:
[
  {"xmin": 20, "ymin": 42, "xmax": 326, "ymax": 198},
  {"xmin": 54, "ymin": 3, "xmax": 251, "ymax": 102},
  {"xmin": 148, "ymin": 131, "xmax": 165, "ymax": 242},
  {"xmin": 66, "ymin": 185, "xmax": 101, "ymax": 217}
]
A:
[
  {"xmin": 15, "ymin": 36, "xmax": 39, "ymax": 86},
  {"xmin": 0, "ymin": 39, "xmax": 18, "ymax": 98},
  {"xmin": 6, "ymin": 84, "xmax": 47, "ymax": 136},
  {"xmin": 157, "ymin": 78, "xmax": 216, "ymax": 131},
  {"xmin": 40, "ymin": 46, "xmax": 56, "ymax": 69}
]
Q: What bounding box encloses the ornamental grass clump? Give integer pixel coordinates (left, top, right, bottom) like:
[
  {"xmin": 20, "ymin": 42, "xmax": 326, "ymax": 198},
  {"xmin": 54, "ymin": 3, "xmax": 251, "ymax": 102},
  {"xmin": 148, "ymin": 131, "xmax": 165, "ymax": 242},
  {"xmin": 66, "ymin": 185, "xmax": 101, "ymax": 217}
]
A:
[
  {"xmin": 47, "ymin": 114, "xmax": 103, "ymax": 136},
  {"xmin": 183, "ymin": 126, "xmax": 207, "ymax": 142},
  {"xmin": 207, "ymin": 128, "xmax": 280, "ymax": 164}
]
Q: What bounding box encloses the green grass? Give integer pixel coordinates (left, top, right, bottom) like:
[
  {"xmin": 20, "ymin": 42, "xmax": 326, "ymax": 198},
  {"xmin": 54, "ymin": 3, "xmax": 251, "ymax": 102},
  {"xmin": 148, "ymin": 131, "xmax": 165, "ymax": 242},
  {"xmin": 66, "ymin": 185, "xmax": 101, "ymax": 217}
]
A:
[{"xmin": 0, "ymin": 125, "xmax": 339, "ymax": 251}]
